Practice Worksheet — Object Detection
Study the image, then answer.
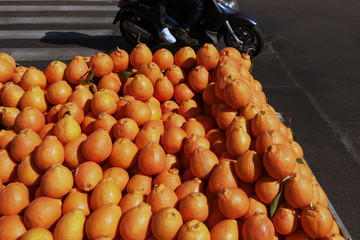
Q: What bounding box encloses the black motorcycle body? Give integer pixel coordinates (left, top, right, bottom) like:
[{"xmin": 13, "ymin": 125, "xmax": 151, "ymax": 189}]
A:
[{"xmin": 113, "ymin": 0, "xmax": 265, "ymax": 56}]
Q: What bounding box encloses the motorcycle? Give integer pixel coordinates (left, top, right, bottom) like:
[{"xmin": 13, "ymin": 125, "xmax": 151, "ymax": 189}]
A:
[{"xmin": 113, "ymin": 0, "xmax": 265, "ymax": 57}]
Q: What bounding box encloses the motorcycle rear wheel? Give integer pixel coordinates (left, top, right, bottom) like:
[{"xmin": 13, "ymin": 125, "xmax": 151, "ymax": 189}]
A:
[
  {"xmin": 223, "ymin": 25, "xmax": 264, "ymax": 57},
  {"xmin": 119, "ymin": 11, "xmax": 157, "ymax": 47}
]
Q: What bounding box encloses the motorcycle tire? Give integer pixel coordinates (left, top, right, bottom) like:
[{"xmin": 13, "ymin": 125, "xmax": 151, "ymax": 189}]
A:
[
  {"xmin": 223, "ymin": 25, "xmax": 265, "ymax": 57},
  {"xmin": 119, "ymin": 11, "xmax": 157, "ymax": 48}
]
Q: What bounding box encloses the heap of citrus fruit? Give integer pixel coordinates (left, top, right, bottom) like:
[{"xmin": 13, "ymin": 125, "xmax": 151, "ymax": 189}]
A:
[{"xmin": 0, "ymin": 44, "xmax": 345, "ymax": 240}]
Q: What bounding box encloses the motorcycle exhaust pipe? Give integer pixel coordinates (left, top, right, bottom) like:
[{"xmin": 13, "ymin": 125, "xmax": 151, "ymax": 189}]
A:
[{"xmin": 122, "ymin": 20, "xmax": 152, "ymax": 40}]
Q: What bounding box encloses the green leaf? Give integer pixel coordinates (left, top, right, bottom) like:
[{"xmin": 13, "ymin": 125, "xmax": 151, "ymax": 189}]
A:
[
  {"xmin": 290, "ymin": 127, "xmax": 296, "ymax": 140},
  {"xmin": 249, "ymin": 62, "xmax": 254, "ymax": 74},
  {"xmin": 81, "ymin": 78, "xmax": 89, "ymax": 85},
  {"xmin": 296, "ymin": 158, "xmax": 304, "ymax": 164},
  {"xmin": 119, "ymin": 71, "xmax": 133, "ymax": 83},
  {"xmin": 90, "ymin": 85, "xmax": 97, "ymax": 94},
  {"xmin": 270, "ymin": 182, "xmax": 285, "ymax": 217},
  {"xmin": 269, "ymin": 175, "xmax": 294, "ymax": 217}
]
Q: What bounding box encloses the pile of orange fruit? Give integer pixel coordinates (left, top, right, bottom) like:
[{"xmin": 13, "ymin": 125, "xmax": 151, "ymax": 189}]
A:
[{"xmin": 0, "ymin": 44, "xmax": 345, "ymax": 240}]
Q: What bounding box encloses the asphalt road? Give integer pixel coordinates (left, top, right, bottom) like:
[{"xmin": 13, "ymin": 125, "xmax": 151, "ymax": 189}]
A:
[{"xmin": 1, "ymin": 0, "xmax": 359, "ymax": 238}]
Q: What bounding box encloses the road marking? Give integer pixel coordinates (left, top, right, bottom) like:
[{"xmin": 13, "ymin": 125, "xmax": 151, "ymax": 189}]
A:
[
  {"xmin": 0, "ymin": 29, "xmax": 120, "ymax": 39},
  {"xmin": 0, "ymin": 5, "xmax": 116, "ymax": 11},
  {"xmin": 0, "ymin": 17, "xmax": 115, "ymax": 24}
]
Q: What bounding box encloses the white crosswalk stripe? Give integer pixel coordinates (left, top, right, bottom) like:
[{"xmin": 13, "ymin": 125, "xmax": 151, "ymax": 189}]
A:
[{"xmin": 0, "ymin": 0, "xmax": 125, "ymax": 69}]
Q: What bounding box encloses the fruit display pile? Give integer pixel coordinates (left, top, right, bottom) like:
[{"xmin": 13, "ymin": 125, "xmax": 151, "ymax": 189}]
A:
[{"xmin": 0, "ymin": 44, "xmax": 346, "ymax": 239}]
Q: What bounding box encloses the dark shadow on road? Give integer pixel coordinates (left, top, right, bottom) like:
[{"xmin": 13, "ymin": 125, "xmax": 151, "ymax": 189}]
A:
[{"xmin": 40, "ymin": 31, "xmax": 134, "ymax": 53}]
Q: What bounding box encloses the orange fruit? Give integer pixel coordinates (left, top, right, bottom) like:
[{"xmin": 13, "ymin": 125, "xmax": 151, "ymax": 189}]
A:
[
  {"xmin": 283, "ymin": 173, "xmax": 314, "ymax": 209},
  {"xmin": 135, "ymin": 125, "xmax": 161, "ymax": 150},
  {"xmin": 53, "ymin": 113, "xmax": 82, "ymax": 144},
  {"xmin": 10, "ymin": 128, "xmax": 42, "ymax": 162},
  {"xmin": 40, "ymin": 163, "xmax": 73, "ymax": 199},
  {"xmin": 0, "ymin": 182, "xmax": 29, "ymax": 215},
  {"xmin": 190, "ymin": 147, "xmax": 219, "ymax": 179},
  {"xmin": 62, "ymin": 187, "xmax": 91, "ymax": 216},
  {"xmin": 91, "ymin": 88, "xmax": 118, "ymax": 116},
  {"xmin": 16, "ymin": 154, "xmax": 43, "ymax": 187},
  {"xmin": 0, "ymin": 57, "xmax": 15, "ymax": 83},
  {"xmin": 179, "ymin": 192, "xmax": 209, "ymax": 222},
  {"xmin": 38, "ymin": 123, "xmax": 56, "ymax": 140},
  {"xmin": 137, "ymin": 61, "xmax": 161, "ymax": 84},
  {"xmin": 165, "ymin": 65, "xmax": 186, "ymax": 86},
  {"xmin": 161, "ymin": 100, "xmax": 179, "ymax": 113},
  {"xmin": 44, "ymin": 60, "xmax": 67, "ymax": 83},
  {"xmin": 65, "ymin": 56, "xmax": 89, "ymax": 84},
  {"xmin": 182, "ymin": 118, "xmax": 206, "ymax": 137},
  {"xmin": 138, "ymin": 142, "xmax": 167, "ymax": 175},
  {"xmin": 113, "ymin": 117, "xmax": 140, "ymax": 141},
  {"xmin": 164, "ymin": 112, "xmax": 186, "ymax": 130},
  {"xmin": 215, "ymin": 102, "xmax": 238, "ymax": 131},
  {"xmin": 103, "ymin": 166, "xmax": 129, "ymax": 192},
  {"xmin": 154, "ymin": 75, "xmax": 175, "ymax": 102},
  {"xmin": 88, "ymin": 52, "xmax": 114, "ymax": 78},
  {"xmin": 241, "ymin": 195, "xmax": 268, "ymax": 221},
  {"xmin": 251, "ymin": 110, "xmax": 281, "ymax": 138},
  {"xmin": 178, "ymin": 219, "xmax": 210, "ymax": 240},
  {"xmin": 254, "ymin": 173, "xmax": 280, "ymax": 204},
  {"xmin": 255, "ymin": 130, "xmax": 286, "ymax": 157},
  {"xmin": 0, "ymin": 215, "xmax": 27, "ymax": 240},
  {"xmin": 226, "ymin": 126, "xmax": 251, "ymax": 158},
  {"xmin": 210, "ymin": 219, "xmax": 242, "ymax": 240},
  {"xmin": 63, "ymin": 133, "xmax": 87, "ymax": 169},
  {"xmin": 0, "ymin": 148, "xmax": 17, "ymax": 183},
  {"xmin": 1, "ymin": 81, "xmax": 25, "ymax": 108},
  {"xmin": 23, "ymin": 196, "xmax": 62, "ymax": 229},
  {"xmin": 240, "ymin": 103, "xmax": 261, "ymax": 122},
  {"xmin": 175, "ymin": 177, "xmax": 204, "ymax": 201},
  {"xmin": 74, "ymin": 161, "xmax": 103, "ymax": 192},
  {"xmin": 196, "ymin": 43, "xmax": 219, "ymax": 70},
  {"xmin": 187, "ymin": 65, "xmax": 209, "ymax": 93},
  {"xmin": 109, "ymin": 137, "xmax": 139, "ymax": 169},
  {"xmin": 85, "ymin": 204, "xmax": 122, "ymax": 240},
  {"xmin": 183, "ymin": 134, "xmax": 210, "ymax": 159},
  {"xmin": 129, "ymin": 43, "xmax": 153, "ymax": 69},
  {"xmin": 161, "ymin": 126, "xmax": 187, "ymax": 154},
  {"xmin": 92, "ymin": 112, "xmax": 117, "ymax": 138},
  {"xmin": 153, "ymin": 48, "xmax": 174, "ymax": 71},
  {"xmin": 110, "ymin": 48, "xmax": 129, "ymax": 72},
  {"xmin": 14, "ymin": 106, "xmax": 45, "ymax": 133},
  {"xmin": 81, "ymin": 129, "xmax": 112, "ymax": 163},
  {"xmin": 263, "ymin": 144, "xmax": 297, "ymax": 180},
  {"xmin": 208, "ymin": 160, "xmax": 239, "ymax": 195},
  {"xmin": 68, "ymin": 84, "xmax": 93, "ymax": 114},
  {"xmin": 11, "ymin": 65, "xmax": 27, "ymax": 85},
  {"xmin": 223, "ymin": 78, "xmax": 252, "ymax": 110},
  {"xmin": 174, "ymin": 46, "xmax": 197, "ymax": 70},
  {"xmin": 1, "ymin": 107, "xmax": 20, "ymax": 129},
  {"xmin": 178, "ymin": 99, "xmax": 202, "ymax": 120},
  {"xmin": 242, "ymin": 212, "xmax": 275, "ymax": 240},
  {"xmin": 20, "ymin": 66, "xmax": 47, "ymax": 90},
  {"xmin": 19, "ymin": 227, "xmax": 53, "ymax": 240},
  {"xmin": 119, "ymin": 188, "xmax": 145, "ymax": 214},
  {"xmin": 98, "ymin": 72, "xmax": 122, "ymax": 94},
  {"xmin": 34, "ymin": 135, "xmax": 65, "ymax": 170},
  {"xmin": 202, "ymin": 82, "xmax": 216, "ymax": 106},
  {"xmin": 301, "ymin": 202, "xmax": 333, "ymax": 238},
  {"xmin": 46, "ymin": 104, "xmax": 63, "ymax": 123},
  {"xmin": 119, "ymin": 202, "xmax": 153, "ymax": 239},
  {"xmin": 128, "ymin": 73, "xmax": 154, "ymax": 101},
  {"xmin": 126, "ymin": 173, "xmax": 152, "ymax": 196},
  {"xmin": 146, "ymin": 183, "xmax": 178, "ymax": 213},
  {"xmin": 218, "ymin": 187, "xmax": 249, "ymax": 219},
  {"xmin": 173, "ymin": 83, "xmax": 195, "ymax": 105},
  {"xmin": 19, "ymin": 86, "xmax": 49, "ymax": 113},
  {"xmin": 164, "ymin": 153, "xmax": 181, "ymax": 171},
  {"xmin": 151, "ymin": 207, "xmax": 183, "ymax": 240},
  {"xmin": 272, "ymin": 203, "xmax": 300, "ymax": 235},
  {"xmin": 235, "ymin": 150, "xmax": 264, "ymax": 183},
  {"xmin": 46, "ymin": 80, "xmax": 73, "ymax": 105},
  {"xmin": 53, "ymin": 209, "xmax": 86, "ymax": 240},
  {"xmin": 90, "ymin": 178, "xmax": 122, "ymax": 210},
  {"xmin": 153, "ymin": 168, "xmax": 182, "ymax": 191},
  {"xmin": 124, "ymin": 99, "xmax": 152, "ymax": 126}
]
